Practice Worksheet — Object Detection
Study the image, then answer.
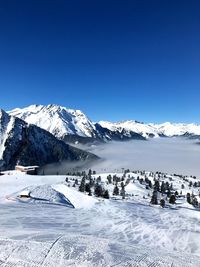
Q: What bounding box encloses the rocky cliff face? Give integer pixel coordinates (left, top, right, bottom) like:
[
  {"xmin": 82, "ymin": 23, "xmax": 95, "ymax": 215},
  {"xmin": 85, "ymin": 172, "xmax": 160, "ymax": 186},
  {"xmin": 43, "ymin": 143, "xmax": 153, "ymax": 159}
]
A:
[
  {"xmin": 8, "ymin": 104, "xmax": 200, "ymax": 145},
  {"xmin": 0, "ymin": 109, "xmax": 98, "ymax": 170}
]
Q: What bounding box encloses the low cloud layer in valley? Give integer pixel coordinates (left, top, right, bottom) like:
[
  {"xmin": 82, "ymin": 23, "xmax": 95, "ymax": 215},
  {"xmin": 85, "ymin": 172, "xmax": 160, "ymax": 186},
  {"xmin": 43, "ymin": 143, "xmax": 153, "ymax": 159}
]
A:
[{"xmin": 88, "ymin": 138, "xmax": 200, "ymax": 177}]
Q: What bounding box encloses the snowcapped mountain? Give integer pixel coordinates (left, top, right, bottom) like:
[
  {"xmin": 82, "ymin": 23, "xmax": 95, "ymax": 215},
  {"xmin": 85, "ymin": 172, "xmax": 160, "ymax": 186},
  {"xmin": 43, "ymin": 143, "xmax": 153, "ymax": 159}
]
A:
[
  {"xmin": 8, "ymin": 105, "xmax": 146, "ymax": 143},
  {"xmin": 99, "ymin": 120, "xmax": 160, "ymax": 138},
  {"xmin": 8, "ymin": 104, "xmax": 200, "ymax": 143},
  {"xmin": 0, "ymin": 109, "xmax": 98, "ymax": 170},
  {"xmin": 9, "ymin": 104, "xmax": 97, "ymax": 139},
  {"xmin": 99, "ymin": 120, "xmax": 200, "ymax": 139},
  {"xmin": 152, "ymin": 122, "xmax": 200, "ymax": 137}
]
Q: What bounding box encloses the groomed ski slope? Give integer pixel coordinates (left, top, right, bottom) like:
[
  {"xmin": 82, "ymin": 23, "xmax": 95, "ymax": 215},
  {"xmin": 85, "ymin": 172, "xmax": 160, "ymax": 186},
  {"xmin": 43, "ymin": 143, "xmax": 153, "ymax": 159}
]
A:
[{"xmin": 0, "ymin": 172, "xmax": 200, "ymax": 266}]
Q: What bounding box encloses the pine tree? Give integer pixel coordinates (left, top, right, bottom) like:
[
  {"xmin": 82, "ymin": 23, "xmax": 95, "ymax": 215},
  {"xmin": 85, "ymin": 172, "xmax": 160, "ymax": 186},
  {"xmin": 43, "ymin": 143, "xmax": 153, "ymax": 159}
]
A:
[
  {"xmin": 160, "ymin": 199, "xmax": 165, "ymax": 208},
  {"xmin": 150, "ymin": 190, "xmax": 158, "ymax": 205},
  {"xmin": 79, "ymin": 177, "xmax": 86, "ymax": 192},
  {"xmin": 88, "ymin": 187, "xmax": 92, "ymax": 196},
  {"xmin": 192, "ymin": 196, "xmax": 198, "ymax": 207},
  {"xmin": 154, "ymin": 180, "xmax": 160, "ymax": 192},
  {"xmin": 148, "ymin": 180, "xmax": 152, "ymax": 188},
  {"xmin": 169, "ymin": 194, "xmax": 176, "ymax": 204},
  {"xmin": 103, "ymin": 190, "xmax": 110, "ymax": 199},
  {"xmin": 113, "ymin": 184, "xmax": 119, "ymax": 196},
  {"xmin": 88, "ymin": 169, "xmax": 92, "ymax": 178},
  {"xmin": 120, "ymin": 182, "xmax": 126, "ymax": 199},
  {"xmin": 94, "ymin": 183, "xmax": 103, "ymax": 197},
  {"xmin": 161, "ymin": 181, "xmax": 165, "ymax": 194},
  {"xmin": 186, "ymin": 193, "xmax": 191, "ymax": 204},
  {"xmin": 107, "ymin": 175, "xmax": 112, "ymax": 184},
  {"xmin": 85, "ymin": 183, "xmax": 91, "ymax": 193}
]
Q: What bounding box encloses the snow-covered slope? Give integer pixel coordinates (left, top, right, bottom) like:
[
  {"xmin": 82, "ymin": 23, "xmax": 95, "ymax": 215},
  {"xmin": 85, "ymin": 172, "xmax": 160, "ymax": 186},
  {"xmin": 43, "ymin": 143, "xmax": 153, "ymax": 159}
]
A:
[
  {"xmin": 153, "ymin": 121, "xmax": 200, "ymax": 137},
  {"xmin": 9, "ymin": 104, "xmax": 97, "ymax": 139},
  {"xmin": 99, "ymin": 120, "xmax": 160, "ymax": 138},
  {"xmin": 8, "ymin": 104, "xmax": 200, "ymax": 142},
  {"xmin": 0, "ymin": 109, "xmax": 98, "ymax": 170},
  {"xmin": 9, "ymin": 105, "xmax": 147, "ymax": 143},
  {"xmin": 99, "ymin": 120, "xmax": 200, "ymax": 138},
  {"xmin": 0, "ymin": 171, "xmax": 200, "ymax": 266}
]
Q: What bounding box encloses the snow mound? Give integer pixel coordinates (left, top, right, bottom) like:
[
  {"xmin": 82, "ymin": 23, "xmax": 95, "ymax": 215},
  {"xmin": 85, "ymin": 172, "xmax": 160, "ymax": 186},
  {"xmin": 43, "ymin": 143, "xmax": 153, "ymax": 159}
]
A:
[
  {"xmin": 11, "ymin": 185, "xmax": 74, "ymax": 208},
  {"xmin": 7, "ymin": 183, "xmax": 98, "ymax": 209},
  {"xmin": 52, "ymin": 184, "xmax": 98, "ymax": 209}
]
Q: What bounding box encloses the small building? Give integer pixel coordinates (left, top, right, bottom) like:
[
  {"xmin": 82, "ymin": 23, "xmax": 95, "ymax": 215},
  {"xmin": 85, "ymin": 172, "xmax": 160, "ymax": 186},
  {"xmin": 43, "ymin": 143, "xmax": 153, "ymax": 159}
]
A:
[
  {"xmin": 15, "ymin": 165, "xmax": 39, "ymax": 175},
  {"xmin": 18, "ymin": 190, "xmax": 31, "ymax": 198}
]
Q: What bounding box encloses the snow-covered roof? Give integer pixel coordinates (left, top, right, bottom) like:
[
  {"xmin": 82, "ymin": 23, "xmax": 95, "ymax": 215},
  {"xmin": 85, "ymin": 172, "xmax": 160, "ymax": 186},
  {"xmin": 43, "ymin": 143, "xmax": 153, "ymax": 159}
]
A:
[{"xmin": 16, "ymin": 165, "xmax": 39, "ymax": 170}]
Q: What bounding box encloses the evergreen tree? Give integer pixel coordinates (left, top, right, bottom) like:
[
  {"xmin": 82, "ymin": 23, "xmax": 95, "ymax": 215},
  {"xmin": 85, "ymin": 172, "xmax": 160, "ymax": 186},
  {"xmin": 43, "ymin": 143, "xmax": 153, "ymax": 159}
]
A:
[
  {"xmin": 161, "ymin": 181, "xmax": 165, "ymax": 194},
  {"xmin": 169, "ymin": 194, "xmax": 176, "ymax": 204},
  {"xmin": 154, "ymin": 180, "xmax": 160, "ymax": 192},
  {"xmin": 160, "ymin": 199, "xmax": 165, "ymax": 208},
  {"xmin": 103, "ymin": 190, "xmax": 110, "ymax": 199},
  {"xmin": 148, "ymin": 180, "xmax": 152, "ymax": 188},
  {"xmin": 192, "ymin": 196, "xmax": 198, "ymax": 207},
  {"xmin": 89, "ymin": 177, "xmax": 94, "ymax": 187},
  {"xmin": 97, "ymin": 176, "xmax": 102, "ymax": 183},
  {"xmin": 120, "ymin": 181, "xmax": 126, "ymax": 199},
  {"xmin": 170, "ymin": 183, "xmax": 173, "ymax": 190},
  {"xmin": 79, "ymin": 177, "xmax": 86, "ymax": 192},
  {"xmin": 94, "ymin": 183, "xmax": 103, "ymax": 197},
  {"xmin": 85, "ymin": 183, "xmax": 91, "ymax": 193},
  {"xmin": 107, "ymin": 175, "xmax": 112, "ymax": 184},
  {"xmin": 150, "ymin": 190, "xmax": 158, "ymax": 205},
  {"xmin": 88, "ymin": 187, "xmax": 92, "ymax": 196},
  {"xmin": 186, "ymin": 193, "xmax": 191, "ymax": 204},
  {"xmin": 113, "ymin": 184, "xmax": 119, "ymax": 196},
  {"xmin": 167, "ymin": 189, "xmax": 171, "ymax": 198},
  {"xmin": 88, "ymin": 169, "xmax": 92, "ymax": 178}
]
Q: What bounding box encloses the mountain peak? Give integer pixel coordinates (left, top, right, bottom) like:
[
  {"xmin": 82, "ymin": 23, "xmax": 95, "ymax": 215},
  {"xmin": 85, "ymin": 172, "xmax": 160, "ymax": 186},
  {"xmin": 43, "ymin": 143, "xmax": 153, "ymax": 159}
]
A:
[
  {"xmin": 8, "ymin": 104, "xmax": 96, "ymax": 139},
  {"xmin": 7, "ymin": 104, "xmax": 200, "ymax": 142},
  {"xmin": 0, "ymin": 109, "xmax": 98, "ymax": 170},
  {"xmin": 0, "ymin": 108, "xmax": 9, "ymax": 117}
]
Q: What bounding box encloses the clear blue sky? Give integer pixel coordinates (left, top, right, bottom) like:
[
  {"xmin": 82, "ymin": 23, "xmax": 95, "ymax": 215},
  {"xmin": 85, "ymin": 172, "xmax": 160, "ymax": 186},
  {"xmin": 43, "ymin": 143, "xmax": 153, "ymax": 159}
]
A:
[{"xmin": 0, "ymin": 0, "xmax": 199, "ymax": 123}]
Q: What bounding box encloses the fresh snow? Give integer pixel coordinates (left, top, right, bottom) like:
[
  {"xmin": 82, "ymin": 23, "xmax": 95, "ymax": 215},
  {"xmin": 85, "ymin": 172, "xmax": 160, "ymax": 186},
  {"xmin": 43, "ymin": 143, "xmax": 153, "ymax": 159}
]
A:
[
  {"xmin": 0, "ymin": 172, "xmax": 97, "ymax": 209},
  {"xmin": 9, "ymin": 104, "xmax": 96, "ymax": 139},
  {"xmin": 8, "ymin": 104, "xmax": 200, "ymax": 142},
  {"xmin": 99, "ymin": 120, "xmax": 200, "ymax": 138},
  {"xmin": 52, "ymin": 184, "xmax": 98, "ymax": 209},
  {"xmin": 0, "ymin": 171, "xmax": 200, "ymax": 266}
]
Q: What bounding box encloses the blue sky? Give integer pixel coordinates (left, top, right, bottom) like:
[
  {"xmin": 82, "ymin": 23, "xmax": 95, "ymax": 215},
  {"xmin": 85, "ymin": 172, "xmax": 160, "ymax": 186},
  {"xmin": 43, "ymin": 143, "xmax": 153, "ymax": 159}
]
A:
[{"xmin": 0, "ymin": 0, "xmax": 199, "ymax": 123}]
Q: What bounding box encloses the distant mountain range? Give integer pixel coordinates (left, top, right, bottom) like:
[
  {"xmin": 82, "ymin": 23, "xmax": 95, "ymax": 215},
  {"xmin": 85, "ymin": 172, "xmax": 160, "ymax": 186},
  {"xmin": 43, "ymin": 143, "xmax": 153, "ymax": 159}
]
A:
[
  {"xmin": 9, "ymin": 104, "xmax": 200, "ymax": 144},
  {"xmin": 1, "ymin": 104, "xmax": 199, "ymax": 170},
  {"xmin": 0, "ymin": 109, "xmax": 98, "ymax": 171}
]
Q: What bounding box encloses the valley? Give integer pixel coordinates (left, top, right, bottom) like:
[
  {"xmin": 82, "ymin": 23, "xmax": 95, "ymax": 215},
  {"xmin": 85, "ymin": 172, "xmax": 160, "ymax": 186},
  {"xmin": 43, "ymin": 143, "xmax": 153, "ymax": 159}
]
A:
[{"xmin": 1, "ymin": 104, "xmax": 200, "ymax": 266}]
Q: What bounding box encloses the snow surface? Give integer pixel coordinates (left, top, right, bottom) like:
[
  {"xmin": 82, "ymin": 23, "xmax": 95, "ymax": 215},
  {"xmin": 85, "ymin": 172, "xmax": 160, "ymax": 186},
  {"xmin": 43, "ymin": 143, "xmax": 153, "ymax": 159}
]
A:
[
  {"xmin": 9, "ymin": 104, "xmax": 96, "ymax": 139},
  {"xmin": 99, "ymin": 120, "xmax": 200, "ymax": 138},
  {"xmin": 0, "ymin": 172, "xmax": 200, "ymax": 266},
  {"xmin": 8, "ymin": 104, "xmax": 200, "ymax": 142},
  {"xmin": 0, "ymin": 172, "xmax": 97, "ymax": 209}
]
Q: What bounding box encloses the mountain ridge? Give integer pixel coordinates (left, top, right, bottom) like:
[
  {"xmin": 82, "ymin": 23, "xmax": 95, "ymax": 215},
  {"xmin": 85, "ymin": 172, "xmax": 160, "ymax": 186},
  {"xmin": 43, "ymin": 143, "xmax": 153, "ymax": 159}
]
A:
[
  {"xmin": 0, "ymin": 109, "xmax": 98, "ymax": 170},
  {"xmin": 8, "ymin": 104, "xmax": 200, "ymax": 143}
]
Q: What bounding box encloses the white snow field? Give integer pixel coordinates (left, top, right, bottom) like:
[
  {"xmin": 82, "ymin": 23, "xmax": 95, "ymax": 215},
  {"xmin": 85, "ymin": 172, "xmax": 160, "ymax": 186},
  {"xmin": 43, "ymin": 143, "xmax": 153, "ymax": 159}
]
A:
[{"xmin": 0, "ymin": 171, "xmax": 200, "ymax": 266}]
